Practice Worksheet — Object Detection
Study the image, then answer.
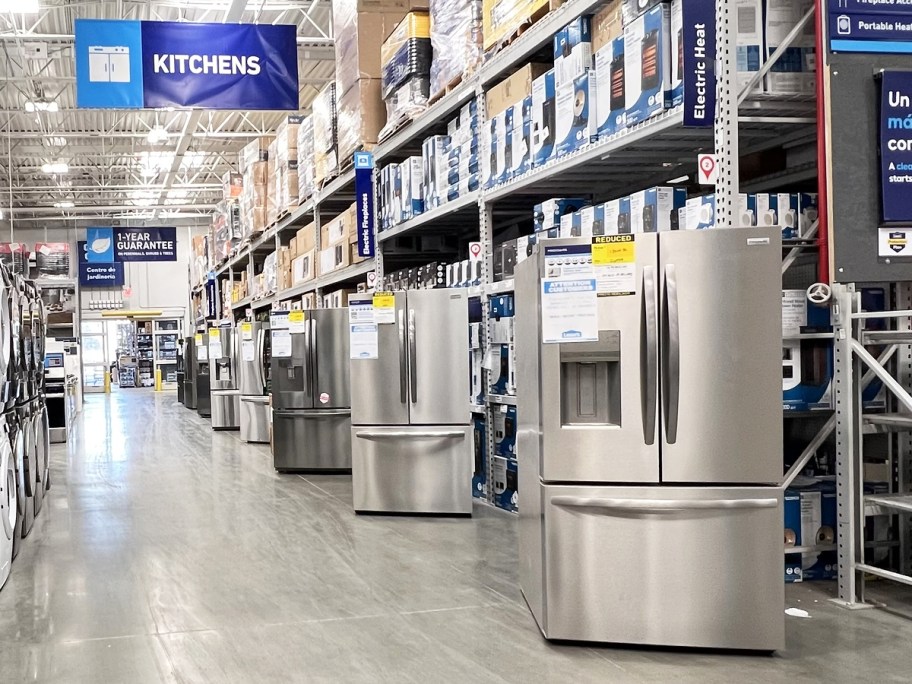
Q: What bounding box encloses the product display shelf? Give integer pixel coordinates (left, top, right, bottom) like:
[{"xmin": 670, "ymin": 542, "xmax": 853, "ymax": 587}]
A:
[
  {"xmin": 487, "ymin": 394, "xmax": 517, "ymax": 407},
  {"xmin": 278, "ymin": 261, "xmax": 376, "ymax": 303},
  {"xmin": 378, "ymin": 191, "xmax": 481, "ymax": 243}
]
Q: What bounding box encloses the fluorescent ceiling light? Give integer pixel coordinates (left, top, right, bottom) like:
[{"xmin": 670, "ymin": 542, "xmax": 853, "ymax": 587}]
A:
[
  {"xmin": 41, "ymin": 161, "xmax": 68, "ymax": 174},
  {"xmin": 45, "ymin": 135, "xmax": 67, "ymax": 147},
  {"xmin": 0, "ymin": 0, "xmax": 40, "ymax": 13},
  {"xmin": 54, "ymin": 200, "xmax": 75, "ymax": 209},
  {"xmin": 668, "ymin": 175, "xmax": 689, "ymax": 184},
  {"xmin": 146, "ymin": 125, "xmax": 169, "ymax": 144},
  {"xmin": 25, "ymin": 100, "xmax": 58, "ymax": 113}
]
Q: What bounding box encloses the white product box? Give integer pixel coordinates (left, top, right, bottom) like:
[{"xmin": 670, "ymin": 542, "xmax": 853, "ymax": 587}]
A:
[
  {"xmin": 630, "ymin": 187, "xmax": 687, "ymax": 232},
  {"xmin": 555, "ymin": 69, "xmax": 597, "ymax": 157},
  {"xmin": 624, "ymin": 3, "xmax": 672, "ymax": 126},
  {"xmin": 602, "ymin": 197, "xmax": 632, "ymax": 235},
  {"xmin": 401, "ymin": 156, "xmax": 424, "ymax": 222},
  {"xmin": 737, "ymin": 193, "xmax": 758, "ymax": 226},
  {"xmin": 765, "ymin": 0, "xmax": 816, "ymax": 94},
  {"xmin": 531, "ymin": 69, "xmax": 557, "ymax": 167},
  {"xmin": 736, "ymin": 0, "xmax": 764, "ymax": 94},
  {"xmin": 579, "ymin": 203, "xmax": 604, "ymax": 238},
  {"xmin": 554, "ymin": 16, "xmax": 593, "ymax": 88},
  {"xmin": 670, "ymin": 0, "xmax": 684, "ymax": 106},
  {"xmin": 683, "ymin": 194, "xmax": 716, "ymax": 230}
]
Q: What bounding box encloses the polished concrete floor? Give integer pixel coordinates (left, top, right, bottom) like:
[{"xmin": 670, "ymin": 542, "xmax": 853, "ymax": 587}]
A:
[{"xmin": 2, "ymin": 392, "xmax": 912, "ymax": 682}]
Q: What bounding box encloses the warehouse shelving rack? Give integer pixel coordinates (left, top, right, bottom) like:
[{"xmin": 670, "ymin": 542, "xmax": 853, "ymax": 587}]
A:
[{"xmin": 365, "ymin": 0, "xmax": 818, "ymax": 513}]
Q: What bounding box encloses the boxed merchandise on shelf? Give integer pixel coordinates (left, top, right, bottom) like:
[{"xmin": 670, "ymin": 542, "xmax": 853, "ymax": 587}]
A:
[
  {"xmin": 0, "ymin": 243, "xmax": 30, "ymax": 276},
  {"xmin": 274, "ymin": 115, "xmax": 302, "ymax": 216},
  {"xmin": 489, "ymin": 294, "xmax": 516, "ymax": 396},
  {"xmin": 337, "ymin": 78, "xmax": 385, "ymax": 163},
  {"xmin": 222, "ymin": 172, "xmax": 243, "ymax": 200},
  {"xmin": 765, "ymin": 0, "xmax": 815, "ymax": 94},
  {"xmin": 429, "ymin": 0, "xmax": 483, "ymax": 99},
  {"xmin": 493, "ymin": 403, "xmax": 517, "ymax": 457},
  {"xmin": 292, "ymin": 250, "xmax": 316, "ymax": 285},
  {"xmin": 492, "ymin": 455, "xmax": 518, "ymax": 512},
  {"xmin": 35, "ymin": 243, "xmax": 70, "ymax": 278},
  {"xmin": 623, "ymin": 3, "xmax": 673, "ymax": 126},
  {"xmin": 473, "ymin": 416, "xmax": 487, "ymax": 498},
  {"xmin": 423, "ymin": 134, "xmax": 451, "ymax": 210},
  {"xmin": 313, "ymin": 83, "xmax": 339, "ymax": 185},
  {"xmin": 380, "ymin": 156, "xmax": 424, "ymax": 229},
  {"xmin": 531, "ymin": 69, "xmax": 557, "ymax": 167},
  {"xmin": 380, "ymin": 11, "xmax": 432, "ymax": 136},
  {"xmin": 191, "ymin": 235, "xmax": 208, "ymax": 288},
  {"xmin": 262, "ymin": 251, "xmax": 278, "ymax": 294},
  {"xmin": 318, "ymin": 204, "xmax": 364, "ymax": 276},
  {"xmin": 591, "ymin": 0, "xmax": 622, "ymax": 52},
  {"xmin": 239, "ymin": 136, "xmax": 272, "ymax": 237},
  {"xmin": 323, "ymin": 288, "xmax": 358, "ymax": 308},
  {"xmin": 297, "ymin": 115, "xmax": 316, "ymax": 202},
  {"xmin": 482, "ymin": 0, "xmax": 561, "ymax": 52}
]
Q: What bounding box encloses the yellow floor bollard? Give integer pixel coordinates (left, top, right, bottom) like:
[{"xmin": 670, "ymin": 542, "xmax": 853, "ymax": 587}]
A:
[
  {"xmin": 155, "ymin": 368, "xmax": 162, "ymax": 392},
  {"xmin": 104, "ymin": 370, "xmax": 111, "ymax": 394}
]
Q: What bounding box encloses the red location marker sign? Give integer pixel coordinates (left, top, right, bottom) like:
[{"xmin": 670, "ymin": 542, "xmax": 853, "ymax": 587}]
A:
[{"xmin": 698, "ymin": 154, "xmax": 718, "ymax": 185}]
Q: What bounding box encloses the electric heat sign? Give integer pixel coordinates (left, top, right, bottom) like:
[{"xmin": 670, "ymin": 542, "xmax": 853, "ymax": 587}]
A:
[{"xmin": 75, "ymin": 19, "xmax": 299, "ymax": 110}]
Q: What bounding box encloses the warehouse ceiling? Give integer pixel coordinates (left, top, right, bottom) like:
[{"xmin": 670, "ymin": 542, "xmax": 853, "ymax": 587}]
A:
[{"xmin": 0, "ymin": 0, "xmax": 334, "ymax": 227}]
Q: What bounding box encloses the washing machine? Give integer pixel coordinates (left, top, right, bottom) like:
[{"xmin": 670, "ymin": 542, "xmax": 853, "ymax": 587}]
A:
[
  {"xmin": 10, "ymin": 416, "xmax": 24, "ymax": 557},
  {"xmin": 16, "ymin": 404, "xmax": 34, "ymax": 539},
  {"xmin": 35, "ymin": 401, "xmax": 49, "ymax": 496},
  {"xmin": 0, "ymin": 419, "xmax": 15, "ymax": 589},
  {"xmin": 31, "ymin": 402, "xmax": 45, "ymax": 516}
]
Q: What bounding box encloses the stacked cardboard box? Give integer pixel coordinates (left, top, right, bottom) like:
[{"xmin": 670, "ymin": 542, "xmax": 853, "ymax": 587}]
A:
[
  {"xmin": 239, "ymin": 137, "xmax": 273, "ymax": 238},
  {"xmin": 482, "ymin": 0, "xmax": 561, "ymax": 52},
  {"xmin": 191, "ymin": 235, "xmax": 208, "ymax": 288},
  {"xmin": 313, "ymin": 83, "xmax": 338, "ymax": 186},
  {"xmin": 222, "ymin": 172, "xmax": 243, "ymax": 200},
  {"xmin": 297, "ymin": 115, "xmax": 316, "ymax": 202},
  {"xmin": 274, "ymin": 116, "xmax": 302, "ymax": 217},
  {"xmin": 277, "ymin": 246, "xmax": 292, "ymax": 291},
  {"xmin": 319, "ymin": 204, "xmax": 363, "ymax": 276},
  {"xmin": 290, "ymin": 222, "xmax": 318, "ymax": 286},
  {"xmin": 322, "ymin": 289, "xmax": 358, "ymax": 308},
  {"xmin": 429, "ymin": 0, "xmax": 482, "ymax": 99},
  {"xmin": 380, "ymin": 11, "xmax": 432, "ymax": 137}
]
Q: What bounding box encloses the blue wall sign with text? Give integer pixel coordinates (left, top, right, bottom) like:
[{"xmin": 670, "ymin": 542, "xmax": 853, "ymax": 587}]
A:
[
  {"xmin": 829, "ymin": 1, "xmax": 912, "ymax": 53},
  {"xmin": 85, "ymin": 227, "xmax": 115, "ymax": 263},
  {"xmin": 879, "ymin": 71, "xmax": 912, "ymax": 223},
  {"xmin": 78, "ymin": 262, "xmax": 125, "ymax": 288},
  {"xmin": 75, "ymin": 19, "xmax": 299, "ymax": 110},
  {"xmin": 682, "ymin": 0, "xmax": 716, "ymax": 127},
  {"xmin": 354, "ymin": 152, "xmax": 376, "ymax": 258},
  {"xmin": 114, "ymin": 227, "xmax": 177, "ymax": 262}
]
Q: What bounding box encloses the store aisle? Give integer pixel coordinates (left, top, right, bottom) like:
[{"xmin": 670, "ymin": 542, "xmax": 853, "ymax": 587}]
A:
[{"xmin": 1, "ymin": 392, "xmax": 911, "ymax": 683}]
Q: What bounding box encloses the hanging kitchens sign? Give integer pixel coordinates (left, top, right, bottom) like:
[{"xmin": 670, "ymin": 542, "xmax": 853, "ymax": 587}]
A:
[
  {"xmin": 74, "ymin": 19, "xmax": 299, "ymax": 110},
  {"xmin": 85, "ymin": 227, "xmax": 178, "ymax": 262}
]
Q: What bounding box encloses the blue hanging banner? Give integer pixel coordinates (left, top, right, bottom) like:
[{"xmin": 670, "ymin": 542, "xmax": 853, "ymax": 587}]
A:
[
  {"xmin": 114, "ymin": 227, "xmax": 178, "ymax": 262},
  {"xmin": 879, "ymin": 71, "xmax": 912, "ymax": 223},
  {"xmin": 75, "ymin": 19, "xmax": 299, "ymax": 110},
  {"xmin": 829, "ymin": 1, "xmax": 912, "ymax": 54},
  {"xmin": 354, "ymin": 152, "xmax": 376, "ymax": 258},
  {"xmin": 77, "ymin": 242, "xmax": 125, "ymax": 287},
  {"xmin": 682, "ymin": 0, "xmax": 716, "ymax": 128}
]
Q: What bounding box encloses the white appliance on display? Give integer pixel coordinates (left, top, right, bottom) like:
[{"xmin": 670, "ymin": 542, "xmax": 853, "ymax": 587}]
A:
[{"xmin": 516, "ymin": 228, "xmax": 785, "ymax": 651}]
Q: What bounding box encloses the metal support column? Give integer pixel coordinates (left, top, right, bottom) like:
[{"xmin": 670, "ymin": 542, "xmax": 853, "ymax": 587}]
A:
[
  {"xmin": 833, "ymin": 283, "xmax": 868, "ymax": 607},
  {"xmin": 714, "ymin": 0, "xmax": 740, "ymax": 229},
  {"xmin": 896, "ymin": 282, "xmax": 912, "ymax": 575}
]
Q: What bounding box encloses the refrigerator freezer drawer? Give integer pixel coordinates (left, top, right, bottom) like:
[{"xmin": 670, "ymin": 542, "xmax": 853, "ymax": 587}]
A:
[
  {"xmin": 273, "ymin": 410, "xmax": 352, "ymax": 472},
  {"xmin": 211, "ymin": 390, "xmax": 240, "ymax": 430},
  {"xmin": 239, "ymin": 396, "xmax": 270, "ymax": 444},
  {"xmin": 352, "ymin": 425, "xmax": 473, "ymax": 514},
  {"xmin": 533, "ymin": 484, "xmax": 784, "ymax": 650}
]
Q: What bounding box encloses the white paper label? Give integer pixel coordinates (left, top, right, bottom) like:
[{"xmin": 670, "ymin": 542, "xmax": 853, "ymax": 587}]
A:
[
  {"xmin": 543, "ymin": 246, "xmax": 594, "ymax": 278},
  {"xmin": 349, "ymin": 298, "xmax": 375, "ymax": 325},
  {"xmin": 272, "ymin": 330, "xmax": 292, "ymax": 358},
  {"xmin": 197, "ymin": 346, "xmax": 208, "ymax": 361},
  {"xmin": 209, "ymin": 340, "xmax": 224, "ymax": 359},
  {"xmin": 879, "ymin": 227, "xmax": 911, "ymax": 257},
  {"xmin": 270, "ymin": 311, "xmax": 290, "ymax": 330},
  {"xmin": 541, "ymin": 278, "xmax": 599, "ymax": 344},
  {"xmin": 288, "ymin": 310, "xmax": 307, "ymax": 334},
  {"xmin": 782, "ymin": 290, "xmax": 807, "ymax": 336},
  {"xmin": 242, "ymin": 339, "xmax": 255, "ymax": 362},
  {"xmin": 240, "ymin": 322, "xmax": 253, "ymax": 341},
  {"xmin": 349, "ymin": 324, "xmax": 379, "ymax": 359}
]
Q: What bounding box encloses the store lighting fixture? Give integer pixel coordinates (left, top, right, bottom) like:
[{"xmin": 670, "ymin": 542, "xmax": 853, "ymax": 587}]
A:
[
  {"xmin": 668, "ymin": 175, "xmax": 689, "ymax": 184},
  {"xmin": 45, "ymin": 135, "xmax": 67, "ymax": 147},
  {"xmin": 24, "ymin": 100, "xmax": 58, "ymax": 113},
  {"xmin": 146, "ymin": 125, "xmax": 169, "ymax": 144},
  {"xmin": 53, "ymin": 200, "xmax": 75, "ymax": 209},
  {"xmin": 41, "ymin": 161, "xmax": 68, "ymax": 174},
  {"xmin": 0, "ymin": 0, "xmax": 40, "ymax": 13}
]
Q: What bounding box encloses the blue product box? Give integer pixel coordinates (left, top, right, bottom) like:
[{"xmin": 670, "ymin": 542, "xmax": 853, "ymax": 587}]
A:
[
  {"xmin": 670, "ymin": 0, "xmax": 684, "ymax": 106},
  {"xmin": 401, "ymin": 156, "xmax": 424, "ymax": 222},
  {"xmin": 493, "ymin": 404, "xmax": 517, "ymax": 457},
  {"xmin": 497, "ymin": 107, "xmax": 513, "ymax": 184},
  {"xmin": 602, "ymin": 196, "xmax": 632, "ymax": 235},
  {"xmin": 423, "ymin": 135, "xmax": 450, "ymax": 210},
  {"xmin": 799, "ymin": 481, "xmax": 838, "ymax": 582},
  {"xmin": 473, "ymin": 416, "xmax": 487, "ymax": 499},
  {"xmin": 531, "ymin": 69, "xmax": 557, "ymax": 167},
  {"xmin": 624, "ymin": 3, "xmax": 672, "ymax": 126},
  {"xmin": 560, "ymin": 209, "xmax": 583, "ymax": 238},
  {"xmin": 554, "ymin": 15, "xmax": 593, "ymax": 87},
  {"xmin": 508, "ymin": 96, "xmax": 532, "ymax": 178},
  {"xmin": 784, "ymin": 487, "xmax": 803, "ymax": 582},
  {"xmin": 594, "ymin": 37, "xmax": 627, "ymax": 138},
  {"xmin": 630, "ymin": 186, "xmax": 686, "ymax": 232},
  {"xmin": 492, "ymin": 455, "xmax": 518, "ymax": 512},
  {"xmin": 580, "ymin": 203, "xmax": 605, "ymax": 237},
  {"xmin": 482, "ymin": 117, "xmax": 498, "ymax": 189},
  {"xmin": 556, "ymin": 69, "xmax": 597, "ymax": 157},
  {"xmin": 534, "ymin": 197, "xmax": 589, "ymax": 232}
]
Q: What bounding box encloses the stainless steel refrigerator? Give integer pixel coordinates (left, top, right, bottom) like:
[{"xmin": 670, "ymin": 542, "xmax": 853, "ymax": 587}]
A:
[
  {"xmin": 237, "ymin": 320, "xmax": 270, "ymax": 443},
  {"xmin": 182, "ymin": 336, "xmax": 197, "ymax": 409},
  {"xmin": 209, "ymin": 327, "xmax": 240, "ymax": 431},
  {"xmin": 271, "ymin": 309, "xmax": 351, "ymax": 472},
  {"xmin": 195, "ymin": 333, "xmax": 211, "ymax": 418},
  {"xmin": 351, "ymin": 289, "xmax": 471, "ymax": 514},
  {"xmin": 516, "ymin": 228, "xmax": 784, "ymax": 651}
]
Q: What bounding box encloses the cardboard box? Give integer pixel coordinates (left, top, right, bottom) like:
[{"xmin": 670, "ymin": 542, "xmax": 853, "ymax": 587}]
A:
[
  {"xmin": 319, "ymin": 242, "xmax": 352, "ymax": 275},
  {"xmin": 485, "ymin": 62, "xmax": 549, "ymax": 117},
  {"xmin": 292, "ymin": 250, "xmax": 316, "ymax": 284},
  {"xmin": 337, "ymin": 78, "xmax": 386, "ymax": 162},
  {"xmin": 603, "ymin": 196, "xmax": 632, "ymax": 235},
  {"xmin": 624, "ymin": 3, "xmax": 672, "ymax": 126},
  {"xmin": 302, "ymin": 292, "xmax": 318, "ymax": 309},
  {"xmin": 483, "ymin": 0, "xmax": 560, "ymax": 51},
  {"xmin": 296, "ymin": 223, "xmax": 317, "ymax": 255},
  {"xmin": 222, "ymin": 172, "xmax": 243, "ymax": 199},
  {"xmin": 591, "ymin": 0, "xmax": 623, "ymax": 52}
]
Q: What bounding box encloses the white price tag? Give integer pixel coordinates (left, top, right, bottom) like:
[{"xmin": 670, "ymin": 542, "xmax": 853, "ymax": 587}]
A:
[
  {"xmin": 242, "ymin": 339, "xmax": 255, "ymax": 362},
  {"xmin": 782, "ymin": 290, "xmax": 807, "ymax": 336},
  {"xmin": 349, "ymin": 324, "xmax": 379, "ymax": 359},
  {"xmin": 272, "ymin": 330, "xmax": 292, "ymax": 358},
  {"xmin": 541, "ymin": 278, "xmax": 599, "ymax": 344},
  {"xmin": 288, "ymin": 310, "xmax": 308, "ymax": 334}
]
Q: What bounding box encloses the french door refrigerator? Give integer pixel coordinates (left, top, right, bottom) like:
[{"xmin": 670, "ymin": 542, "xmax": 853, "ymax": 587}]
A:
[
  {"xmin": 209, "ymin": 327, "xmax": 240, "ymax": 431},
  {"xmin": 195, "ymin": 332, "xmax": 211, "ymax": 418},
  {"xmin": 516, "ymin": 228, "xmax": 784, "ymax": 651},
  {"xmin": 271, "ymin": 308, "xmax": 351, "ymax": 472},
  {"xmin": 237, "ymin": 321, "xmax": 271, "ymax": 443},
  {"xmin": 351, "ymin": 289, "xmax": 471, "ymax": 514}
]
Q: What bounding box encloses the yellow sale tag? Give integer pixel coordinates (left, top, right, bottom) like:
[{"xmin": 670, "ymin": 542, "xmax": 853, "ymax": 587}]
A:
[
  {"xmin": 194, "ymin": 333, "xmax": 203, "ymax": 345},
  {"xmin": 241, "ymin": 322, "xmax": 252, "ymax": 333},
  {"xmin": 592, "ymin": 235, "xmax": 635, "ymax": 265},
  {"xmin": 373, "ymin": 292, "xmax": 395, "ymax": 309},
  {"xmin": 209, "ymin": 328, "xmax": 220, "ymax": 339},
  {"xmin": 288, "ymin": 311, "xmax": 305, "ymax": 324}
]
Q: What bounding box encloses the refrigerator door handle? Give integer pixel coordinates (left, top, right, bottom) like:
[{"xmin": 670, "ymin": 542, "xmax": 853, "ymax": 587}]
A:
[
  {"xmin": 354, "ymin": 430, "xmax": 466, "ymax": 439},
  {"xmin": 305, "ymin": 316, "xmax": 315, "ymax": 398},
  {"xmin": 662, "ymin": 264, "xmax": 681, "ymax": 444},
  {"xmin": 641, "ymin": 265, "xmax": 658, "ymax": 445},
  {"xmin": 256, "ymin": 327, "xmax": 266, "ymax": 390},
  {"xmin": 408, "ymin": 308, "xmax": 417, "ymax": 403},
  {"xmin": 398, "ymin": 308, "xmax": 408, "ymax": 404},
  {"xmin": 550, "ymin": 496, "xmax": 779, "ymax": 513}
]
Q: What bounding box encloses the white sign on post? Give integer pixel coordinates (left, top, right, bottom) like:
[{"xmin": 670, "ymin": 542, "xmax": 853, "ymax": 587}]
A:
[
  {"xmin": 540, "ymin": 278, "xmax": 599, "ymax": 344},
  {"xmin": 697, "ymin": 154, "xmax": 718, "ymax": 185}
]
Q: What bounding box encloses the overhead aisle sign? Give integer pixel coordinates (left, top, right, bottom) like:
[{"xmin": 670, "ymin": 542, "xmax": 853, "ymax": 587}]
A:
[{"xmin": 75, "ymin": 19, "xmax": 299, "ymax": 109}]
